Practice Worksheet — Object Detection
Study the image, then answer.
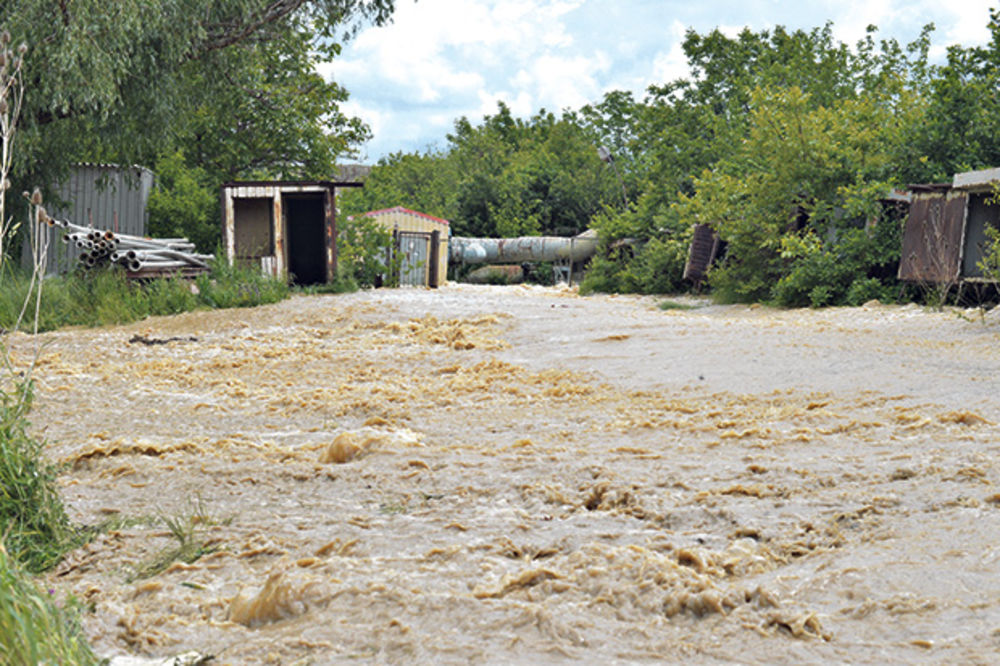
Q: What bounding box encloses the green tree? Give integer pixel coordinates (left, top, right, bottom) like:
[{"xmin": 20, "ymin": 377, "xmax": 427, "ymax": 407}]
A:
[
  {"xmin": 584, "ymin": 19, "xmax": 934, "ymax": 298},
  {"xmin": 0, "ymin": 1, "xmax": 397, "ymax": 199},
  {"xmin": 146, "ymin": 151, "xmax": 217, "ymax": 251},
  {"xmin": 339, "ymin": 150, "xmax": 456, "ymax": 221},
  {"xmin": 903, "ymin": 10, "xmax": 1000, "ymax": 181}
]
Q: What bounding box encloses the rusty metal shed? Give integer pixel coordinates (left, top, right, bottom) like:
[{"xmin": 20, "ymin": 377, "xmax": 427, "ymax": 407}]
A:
[
  {"xmin": 222, "ymin": 180, "xmax": 361, "ymax": 285},
  {"xmin": 898, "ymin": 168, "xmax": 1000, "ymax": 284}
]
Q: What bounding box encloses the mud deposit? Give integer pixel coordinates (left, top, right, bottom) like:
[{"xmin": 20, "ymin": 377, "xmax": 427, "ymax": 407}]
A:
[{"xmin": 12, "ymin": 284, "xmax": 1000, "ymax": 664}]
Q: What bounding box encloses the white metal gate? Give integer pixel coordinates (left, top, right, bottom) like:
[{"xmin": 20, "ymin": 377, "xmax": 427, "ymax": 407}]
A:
[{"xmin": 397, "ymin": 231, "xmax": 429, "ymax": 286}]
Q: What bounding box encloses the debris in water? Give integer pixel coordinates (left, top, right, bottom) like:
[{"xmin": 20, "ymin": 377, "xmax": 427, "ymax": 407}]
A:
[
  {"xmin": 318, "ymin": 427, "xmax": 424, "ymax": 464},
  {"xmin": 228, "ymin": 569, "xmax": 326, "ymax": 628},
  {"xmin": 128, "ymin": 335, "xmax": 199, "ymax": 346}
]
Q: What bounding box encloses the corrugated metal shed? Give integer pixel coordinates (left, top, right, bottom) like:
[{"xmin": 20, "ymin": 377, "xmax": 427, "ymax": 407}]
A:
[
  {"xmin": 898, "ymin": 170, "xmax": 1000, "ymax": 284},
  {"xmin": 363, "ymin": 207, "xmax": 450, "ymax": 288},
  {"xmin": 26, "ymin": 164, "xmax": 153, "ymax": 275},
  {"xmin": 222, "ymin": 180, "xmax": 361, "ymax": 285}
]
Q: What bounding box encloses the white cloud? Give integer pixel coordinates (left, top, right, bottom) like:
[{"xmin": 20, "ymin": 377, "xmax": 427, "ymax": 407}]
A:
[
  {"xmin": 651, "ymin": 20, "xmax": 692, "ymax": 85},
  {"xmin": 933, "ymin": 0, "xmax": 995, "ymax": 46},
  {"xmin": 828, "ymin": 0, "xmax": 894, "ymax": 45}
]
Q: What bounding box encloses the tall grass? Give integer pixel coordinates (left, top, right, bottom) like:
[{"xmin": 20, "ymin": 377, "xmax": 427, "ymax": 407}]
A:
[
  {"xmin": 0, "ymin": 256, "xmax": 290, "ymax": 332},
  {"xmin": 0, "ymin": 544, "xmax": 99, "ymax": 665},
  {"xmin": 0, "ymin": 375, "xmax": 96, "ymax": 663},
  {"xmin": 0, "ymin": 376, "xmax": 74, "ymax": 573},
  {"xmin": 195, "ymin": 254, "xmax": 290, "ymax": 309}
]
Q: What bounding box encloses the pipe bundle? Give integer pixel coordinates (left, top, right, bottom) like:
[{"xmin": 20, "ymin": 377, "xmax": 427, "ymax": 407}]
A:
[{"xmin": 52, "ymin": 219, "xmax": 212, "ymax": 277}]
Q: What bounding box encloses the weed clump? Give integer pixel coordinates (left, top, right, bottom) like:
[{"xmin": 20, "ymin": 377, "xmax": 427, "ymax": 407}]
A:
[
  {"xmin": 0, "ymin": 544, "xmax": 99, "ymax": 665},
  {"xmin": 0, "ymin": 376, "xmax": 95, "ymax": 663},
  {"xmin": 0, "ymin": 376, "xmax": 73, "ymax": 572},
  {"xmin": 128, "ymin": 499, "xmax": 227, "ymax": 581}
]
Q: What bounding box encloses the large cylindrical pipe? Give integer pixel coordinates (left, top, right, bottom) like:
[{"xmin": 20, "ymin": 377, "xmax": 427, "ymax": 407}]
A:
[{"xmin": 449, "ymin": 230, "xmax": 598, "ymax": 264}]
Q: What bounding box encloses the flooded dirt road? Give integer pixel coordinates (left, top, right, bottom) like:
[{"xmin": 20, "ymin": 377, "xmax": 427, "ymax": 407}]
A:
[{"xmin": 14, "ymin": 284, "xmax": 1000, "ymax": 664}]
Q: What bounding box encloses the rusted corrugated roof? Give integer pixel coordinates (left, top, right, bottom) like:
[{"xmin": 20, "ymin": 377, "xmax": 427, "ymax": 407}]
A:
[
  {"xmin": 907, "ymin": 183, "xmax": 951, "ymax": 193},
  {"xmin": 334, "ymin": 164, "xmax": 372, "ymax": 183}
]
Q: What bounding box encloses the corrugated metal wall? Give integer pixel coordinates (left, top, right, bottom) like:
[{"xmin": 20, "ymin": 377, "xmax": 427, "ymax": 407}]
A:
[
  {"xmin": 26, "ymin": 164, "xmax": 153, "ymax": 275},
  {"xmin": 898, "ymin": 188, "xmax": 967, "ymax": 284}
]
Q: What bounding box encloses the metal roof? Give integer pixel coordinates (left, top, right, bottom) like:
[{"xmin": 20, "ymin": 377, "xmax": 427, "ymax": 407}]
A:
[
  {"xmin": 362, "ymin": 206, "xmax": 450, "ymax": 226},
  {"xmin": 221, "ymin": 179, "xmax": 363, "ymax": 189},
  {"xmin": 952, "ymin": 167, "xmax": 1000, "ymax": 191}
]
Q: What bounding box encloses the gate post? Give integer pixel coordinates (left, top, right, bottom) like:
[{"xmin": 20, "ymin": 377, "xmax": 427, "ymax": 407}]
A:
[{"xmin": 429, "ymin": 230, "xmax": 441, "ymax": 288}]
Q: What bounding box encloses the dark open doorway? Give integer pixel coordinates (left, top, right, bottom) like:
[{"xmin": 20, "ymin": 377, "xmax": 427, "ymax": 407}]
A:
[{"xmin": 284, "ymin": 193, "xmax": 327, "ymax": 285}]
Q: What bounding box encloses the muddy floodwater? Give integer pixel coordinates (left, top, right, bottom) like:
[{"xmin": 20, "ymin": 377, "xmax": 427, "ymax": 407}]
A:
[{"xmin": 12, "ymin": 284, "xmax": 1000, "ymax": 664}]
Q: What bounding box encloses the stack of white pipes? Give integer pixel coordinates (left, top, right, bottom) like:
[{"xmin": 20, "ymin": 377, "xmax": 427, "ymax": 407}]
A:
[{"xmin": 53, "ymin": 219, "xmax": 212, "ymax": 275}]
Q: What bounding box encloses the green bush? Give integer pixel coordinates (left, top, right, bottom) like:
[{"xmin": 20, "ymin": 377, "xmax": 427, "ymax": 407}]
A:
[
  {"xmin": 579, "ymin": 252, "xmax": 629, "ymax": 294},
  {"xmin": 580, "ymin": 238, "xmax": 687, "ymax": 296},
  {"xmin": 147, "ymin": 151, "xmax": 220, "ymax": 252},
  {"xmin": 845, "ymin": 277, "xmax": 890, "ymax": 305},
  {"xmin": 337, "ymin": 215, "xmax": 394, "ymax": 288},
  {"xmin": 770, "ymin": 239, "xmax": 853, "ymax": 308},
  {"xmin": 628, "ymin": 237, "xmax": 688, "ymax": 294},
  {"xmin": 195, "ymin": 255, "xmax": 290, "ymax": 309}
]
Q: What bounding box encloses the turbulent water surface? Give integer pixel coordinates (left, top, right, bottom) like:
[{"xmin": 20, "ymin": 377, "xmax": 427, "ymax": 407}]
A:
[{"xmin": 14, "ymin": 284, "xmax": 1000, "ymax": 664}]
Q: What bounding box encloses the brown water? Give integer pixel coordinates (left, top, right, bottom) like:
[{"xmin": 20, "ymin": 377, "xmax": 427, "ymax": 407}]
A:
[{"xmin": 13, "ymin": 284, "xmax": 1000, "ymax": 664}]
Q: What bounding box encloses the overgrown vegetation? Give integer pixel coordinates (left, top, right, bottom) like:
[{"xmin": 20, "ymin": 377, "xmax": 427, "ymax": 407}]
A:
[
  {"xmin": 0, "ymin": 545, "xmax": 99, "ymax": 665},
  {"xmin": 0, "ymin": 376, "xmax": 75, "ymax": 573},
  {"xmin": 337, "ymin": 212, "xmax": 395, "ymax": 288},
  {"xmin": 0, "ymin": 26, "xmax": 100, "ymax": 664},
  {"xmin": 0, "ymin": 256, "xmax": 289, "ymax": 332}
]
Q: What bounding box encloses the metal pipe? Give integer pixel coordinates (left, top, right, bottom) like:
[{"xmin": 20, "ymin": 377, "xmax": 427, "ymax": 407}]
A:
[
  {"xmin": 59, "ymin": 220, "xmax": 210, "ymax": 274},
  {"xmin": 134, "ymin": 260, "xmax": 190, "ymax": 268},
  {"xmin": 449, "ymin": 230, "xmax": 599, "ymax": 264},
  {"xmin": 146, "ymin": 249, "xmax": 208, "ymax": 268}
]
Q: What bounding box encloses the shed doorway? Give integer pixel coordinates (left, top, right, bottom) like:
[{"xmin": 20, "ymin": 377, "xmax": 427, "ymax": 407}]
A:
[
  {"xmin": 964, "ymin": 193, "xmax": 1000, "ymax": 278},
  {"xmin": 397, "ymin": 231, "xmax": 430, "ymax": 287},
  {"xmin": 284, "ymin": 193, "xmax": 326, "ymax": 285}
]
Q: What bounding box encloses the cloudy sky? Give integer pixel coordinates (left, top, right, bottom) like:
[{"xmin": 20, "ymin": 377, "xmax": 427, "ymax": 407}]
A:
[{"xmin": 317, "ymin": 0, "xmax": 998, "ymax": 162}]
